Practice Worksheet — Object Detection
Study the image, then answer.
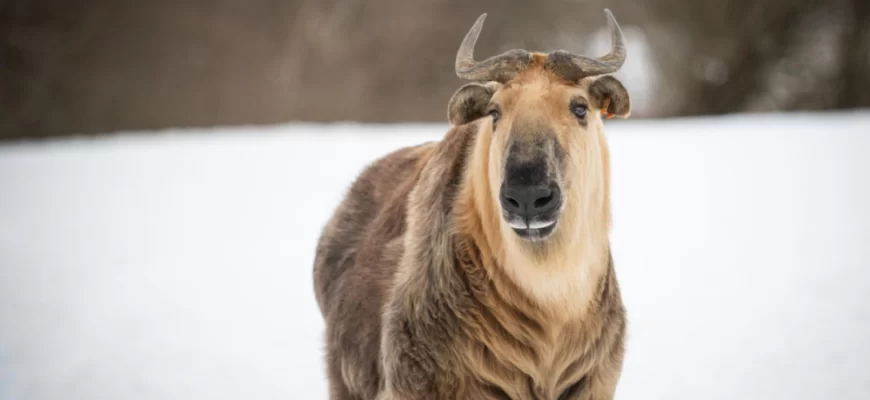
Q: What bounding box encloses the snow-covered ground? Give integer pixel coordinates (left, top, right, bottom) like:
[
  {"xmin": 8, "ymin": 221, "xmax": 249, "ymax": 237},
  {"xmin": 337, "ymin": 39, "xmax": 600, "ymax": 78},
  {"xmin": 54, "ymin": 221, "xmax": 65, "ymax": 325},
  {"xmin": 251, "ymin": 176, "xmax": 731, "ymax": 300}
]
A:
[{"xmin": 1, "ymin": 112, "xmax": 869, "ymax": 400}]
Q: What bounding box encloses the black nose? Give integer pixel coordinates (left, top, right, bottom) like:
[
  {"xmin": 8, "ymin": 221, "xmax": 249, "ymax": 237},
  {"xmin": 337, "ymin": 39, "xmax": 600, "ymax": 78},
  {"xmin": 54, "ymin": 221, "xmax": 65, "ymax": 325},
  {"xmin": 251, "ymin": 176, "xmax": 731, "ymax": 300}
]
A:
[{"xmin": 500, "ymin": 184, "xmax": 561, "ymax": 218}]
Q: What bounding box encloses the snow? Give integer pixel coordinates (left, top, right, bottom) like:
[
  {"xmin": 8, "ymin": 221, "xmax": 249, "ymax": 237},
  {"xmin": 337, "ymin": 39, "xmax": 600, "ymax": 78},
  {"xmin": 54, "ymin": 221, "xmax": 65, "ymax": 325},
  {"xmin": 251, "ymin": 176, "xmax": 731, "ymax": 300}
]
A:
[{"xmin": 1, "ymin": 112, "xmax": 869, "ymax": 400}]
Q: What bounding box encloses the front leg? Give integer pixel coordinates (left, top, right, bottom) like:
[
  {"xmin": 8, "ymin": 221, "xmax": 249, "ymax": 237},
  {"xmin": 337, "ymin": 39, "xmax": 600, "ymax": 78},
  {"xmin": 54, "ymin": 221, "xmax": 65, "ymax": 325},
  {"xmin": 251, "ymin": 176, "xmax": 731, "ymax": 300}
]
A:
[{"xmin": 378, "ymin": 313, "xmax": 449, "ymax": 400}]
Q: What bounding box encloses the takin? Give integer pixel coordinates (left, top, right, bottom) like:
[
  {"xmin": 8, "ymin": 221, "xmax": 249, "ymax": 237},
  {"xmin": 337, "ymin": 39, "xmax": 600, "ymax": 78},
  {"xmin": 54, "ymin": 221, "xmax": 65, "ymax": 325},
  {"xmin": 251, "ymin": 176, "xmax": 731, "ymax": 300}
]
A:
[{"xmin": 313, "ymin": 9, "xmax": 631, "ymax": 400}]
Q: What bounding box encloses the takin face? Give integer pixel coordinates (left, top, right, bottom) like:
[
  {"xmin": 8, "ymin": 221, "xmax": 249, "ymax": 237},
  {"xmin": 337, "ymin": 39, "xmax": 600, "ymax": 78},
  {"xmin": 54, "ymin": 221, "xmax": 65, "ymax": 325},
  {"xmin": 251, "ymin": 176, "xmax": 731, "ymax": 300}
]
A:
[{"xmin": 447, "ymin": 10, "xmax": 631, "ymax": 248}]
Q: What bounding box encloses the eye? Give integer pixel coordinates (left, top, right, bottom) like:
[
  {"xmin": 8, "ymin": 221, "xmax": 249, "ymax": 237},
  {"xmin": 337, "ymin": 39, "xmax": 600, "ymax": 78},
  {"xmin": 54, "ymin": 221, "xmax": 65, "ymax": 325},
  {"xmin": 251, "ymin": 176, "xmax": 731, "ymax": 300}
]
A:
[
  {"xmin": 571, "ymin": 103, "xmax": 588, "ymax": 120},
  {"xmin": 488, "ymin": 108, "xmax": 501, "ymax": 126}
]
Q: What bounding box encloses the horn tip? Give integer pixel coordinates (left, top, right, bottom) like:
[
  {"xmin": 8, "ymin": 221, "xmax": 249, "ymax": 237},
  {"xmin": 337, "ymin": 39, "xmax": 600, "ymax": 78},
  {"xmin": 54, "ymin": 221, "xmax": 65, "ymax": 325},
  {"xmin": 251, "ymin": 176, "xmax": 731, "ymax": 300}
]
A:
[
  {"xmin": 467, "ymin": 13, "xmax": 488, "ymax": 36},
  {"xmin": 603, "ymin": 8, "xmax": 625, "ymax": 50}
]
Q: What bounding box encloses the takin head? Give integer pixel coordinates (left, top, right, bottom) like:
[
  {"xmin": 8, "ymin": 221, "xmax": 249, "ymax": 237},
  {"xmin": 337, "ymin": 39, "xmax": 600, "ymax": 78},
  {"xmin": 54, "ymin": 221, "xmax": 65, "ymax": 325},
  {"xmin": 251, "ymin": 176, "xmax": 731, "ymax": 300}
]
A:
[{"xmin": 447, "ymin": 9, "xmax": 631, "ymax": 246}]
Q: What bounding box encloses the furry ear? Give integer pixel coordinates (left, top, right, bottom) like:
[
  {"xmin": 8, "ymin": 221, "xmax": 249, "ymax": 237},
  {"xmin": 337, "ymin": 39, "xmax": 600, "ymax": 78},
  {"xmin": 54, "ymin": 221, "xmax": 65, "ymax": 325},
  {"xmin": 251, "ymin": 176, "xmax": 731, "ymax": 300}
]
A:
[
  {"xmin": 446, "ymin": 82, "xmax": 501, "ymax": 126},
  {"xmin": 588, "ymin": 75, "xmax": 631, "ymax": 119}
]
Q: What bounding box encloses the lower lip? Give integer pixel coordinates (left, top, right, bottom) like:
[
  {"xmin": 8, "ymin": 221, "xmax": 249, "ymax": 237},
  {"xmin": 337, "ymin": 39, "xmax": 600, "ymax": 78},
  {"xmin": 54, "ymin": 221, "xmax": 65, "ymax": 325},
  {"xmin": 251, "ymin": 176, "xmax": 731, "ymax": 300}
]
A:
[
  {"xmin": 528, "ymin": 220, "xmax": 555, "ymax": 229},
  {"xmin": 511, "ymin": 222, "xmax": 557, "ymax": 240},
  {"xmin": 507, "ymin": 219, "xmax": 555, "ymax": 230}
]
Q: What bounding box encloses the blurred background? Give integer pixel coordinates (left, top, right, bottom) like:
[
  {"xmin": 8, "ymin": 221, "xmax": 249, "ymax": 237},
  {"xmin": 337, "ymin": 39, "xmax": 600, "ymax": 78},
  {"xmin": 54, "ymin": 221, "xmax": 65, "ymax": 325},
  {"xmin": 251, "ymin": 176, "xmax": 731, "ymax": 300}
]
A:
[{"xmin": 2, "ymin": 0, "xmax": 868, "ymax": 140}]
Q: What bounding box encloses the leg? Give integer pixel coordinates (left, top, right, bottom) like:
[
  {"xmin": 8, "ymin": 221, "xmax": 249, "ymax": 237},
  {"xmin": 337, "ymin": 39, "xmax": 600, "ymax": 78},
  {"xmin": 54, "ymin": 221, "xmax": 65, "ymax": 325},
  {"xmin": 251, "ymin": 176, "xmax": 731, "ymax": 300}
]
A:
[{"xmin": 326, "ymin": 350, "xmax": 359, "ymax": 400}]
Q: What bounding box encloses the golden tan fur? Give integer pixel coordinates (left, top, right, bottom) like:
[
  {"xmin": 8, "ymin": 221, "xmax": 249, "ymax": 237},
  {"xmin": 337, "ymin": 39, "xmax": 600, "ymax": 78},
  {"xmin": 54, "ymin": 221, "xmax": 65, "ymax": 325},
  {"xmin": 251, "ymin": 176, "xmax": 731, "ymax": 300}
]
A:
[
  {"xmin": 465, "ymin": 63, "xmax": 614, "ymax": 320},
  {"xmin": 313, "ymin": 58, "xmax": 630, "ymax": 400}
]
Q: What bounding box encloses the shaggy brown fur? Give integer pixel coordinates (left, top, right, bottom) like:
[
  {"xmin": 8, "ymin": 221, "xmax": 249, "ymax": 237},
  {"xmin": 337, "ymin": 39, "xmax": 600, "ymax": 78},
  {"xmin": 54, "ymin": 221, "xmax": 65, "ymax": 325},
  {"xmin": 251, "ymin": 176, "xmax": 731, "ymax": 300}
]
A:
[{"xmin": 313, "ymin": 17, "xmax": 631, "ymax": 400}]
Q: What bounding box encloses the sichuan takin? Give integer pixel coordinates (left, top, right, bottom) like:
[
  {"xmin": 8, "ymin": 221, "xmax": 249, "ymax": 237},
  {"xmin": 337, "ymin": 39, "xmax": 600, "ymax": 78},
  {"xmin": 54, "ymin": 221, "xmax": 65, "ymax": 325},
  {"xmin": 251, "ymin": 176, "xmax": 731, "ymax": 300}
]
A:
[{"xmin": 313, "ymin": 9, "xmax": 632, "ymax": 400}]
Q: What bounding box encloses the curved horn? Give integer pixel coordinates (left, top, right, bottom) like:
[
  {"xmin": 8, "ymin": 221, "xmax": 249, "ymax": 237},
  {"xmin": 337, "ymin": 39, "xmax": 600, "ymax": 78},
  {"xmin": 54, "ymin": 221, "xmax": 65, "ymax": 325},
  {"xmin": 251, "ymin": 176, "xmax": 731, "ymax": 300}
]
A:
[
  {"xmin": 455, "ymin": 13, "xmax": 532, "ymax": 83},
  {"xmin": 546, "ymin": 9, "xmax": 627, "ymax": 81}
]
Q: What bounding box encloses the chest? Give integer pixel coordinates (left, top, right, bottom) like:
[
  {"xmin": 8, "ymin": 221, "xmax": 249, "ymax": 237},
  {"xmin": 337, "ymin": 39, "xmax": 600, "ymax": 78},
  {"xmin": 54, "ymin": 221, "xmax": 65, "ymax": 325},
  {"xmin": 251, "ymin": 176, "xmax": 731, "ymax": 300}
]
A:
[
  {"xmin": 451, "ymin": 321, "xmax": 596, "ymax": 400},
  {"xmin": 443, "ymin": 242, "xmax": 609, "ymax": 398}
]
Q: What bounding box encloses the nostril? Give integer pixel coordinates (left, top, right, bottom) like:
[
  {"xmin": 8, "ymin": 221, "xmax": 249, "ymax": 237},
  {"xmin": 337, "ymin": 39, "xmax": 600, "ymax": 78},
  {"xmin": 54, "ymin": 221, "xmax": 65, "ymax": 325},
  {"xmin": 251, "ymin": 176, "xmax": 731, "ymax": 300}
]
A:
[
  {"xmin": 532, "ymin": 186, "xmax": 560, "ymax": 212},
  {"xmin": 533, "ymin": 192, "xmax": 553, "ymax": 208},
  {"xmin": 500, "ymin": 188, "xmax": 524, "ymax": 213}
]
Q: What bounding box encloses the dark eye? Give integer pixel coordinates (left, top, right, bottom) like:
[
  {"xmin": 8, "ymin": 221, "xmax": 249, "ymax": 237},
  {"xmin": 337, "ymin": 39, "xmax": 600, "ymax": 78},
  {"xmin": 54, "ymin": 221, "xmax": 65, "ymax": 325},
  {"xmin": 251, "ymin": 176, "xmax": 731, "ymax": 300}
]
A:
[
  {"xmin": 488, "ymin": 109, "xmax": 501, "ymax": 125},
  {"xmin": 571, "ymin": 103, "xmax": 588, "ymax": 120}
]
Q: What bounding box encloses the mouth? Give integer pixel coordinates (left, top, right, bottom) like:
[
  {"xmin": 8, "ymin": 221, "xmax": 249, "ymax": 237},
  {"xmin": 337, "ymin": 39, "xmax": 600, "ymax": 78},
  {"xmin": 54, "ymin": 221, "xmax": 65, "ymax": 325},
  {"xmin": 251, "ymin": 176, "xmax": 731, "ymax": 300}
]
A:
[{"xmin": 504, "ymin": 214, "xmax": 559, "ymax": 242}]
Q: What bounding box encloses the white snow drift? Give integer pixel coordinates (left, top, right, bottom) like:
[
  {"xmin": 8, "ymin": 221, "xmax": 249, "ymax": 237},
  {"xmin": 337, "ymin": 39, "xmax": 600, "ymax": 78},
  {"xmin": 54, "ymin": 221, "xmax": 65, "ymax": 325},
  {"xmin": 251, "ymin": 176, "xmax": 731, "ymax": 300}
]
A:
[{"xmin": 1, "ymin": 112, "xmax": 869, "ymax": 400}]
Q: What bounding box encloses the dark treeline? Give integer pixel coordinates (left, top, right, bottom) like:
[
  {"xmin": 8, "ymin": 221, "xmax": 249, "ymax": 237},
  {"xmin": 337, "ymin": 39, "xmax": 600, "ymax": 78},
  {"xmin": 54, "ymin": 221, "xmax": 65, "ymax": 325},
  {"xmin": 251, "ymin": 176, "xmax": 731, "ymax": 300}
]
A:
[{"xmin": 1, "ymin": 0, "xmax": 868, "ymax": 140}]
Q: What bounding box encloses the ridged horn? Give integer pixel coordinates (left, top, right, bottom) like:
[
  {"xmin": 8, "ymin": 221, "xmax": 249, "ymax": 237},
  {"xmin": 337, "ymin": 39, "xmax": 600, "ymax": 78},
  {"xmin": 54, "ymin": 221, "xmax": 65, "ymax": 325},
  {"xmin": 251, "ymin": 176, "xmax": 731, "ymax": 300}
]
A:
[
  {"xmin": 546, "ymin": 9, "xmax": 627, "ymax": 81},
  {"xmin": 455, "ymin": 13, "xmax": 533, "ymax": 83}
]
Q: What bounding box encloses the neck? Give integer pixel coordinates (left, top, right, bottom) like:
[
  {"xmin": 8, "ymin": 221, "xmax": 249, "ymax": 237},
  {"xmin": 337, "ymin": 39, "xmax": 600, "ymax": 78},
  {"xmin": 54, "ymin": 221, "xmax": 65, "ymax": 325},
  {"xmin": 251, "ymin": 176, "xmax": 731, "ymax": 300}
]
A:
[{"xmin": 454, "ymin": 129, "xmax": 611, "ymax": 321}]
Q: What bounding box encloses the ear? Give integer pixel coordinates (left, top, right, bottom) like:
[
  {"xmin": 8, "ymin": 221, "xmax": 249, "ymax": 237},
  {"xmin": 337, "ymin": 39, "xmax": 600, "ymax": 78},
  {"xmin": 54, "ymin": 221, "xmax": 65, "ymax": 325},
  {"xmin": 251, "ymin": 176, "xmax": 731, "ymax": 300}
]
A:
[
  {"xmin": 447, "ymin": 82, "xmax": 501, "ymax": 126},
  {"xmin": 588, "ymin": 75, "xmax": 630, "ymax": 119}
]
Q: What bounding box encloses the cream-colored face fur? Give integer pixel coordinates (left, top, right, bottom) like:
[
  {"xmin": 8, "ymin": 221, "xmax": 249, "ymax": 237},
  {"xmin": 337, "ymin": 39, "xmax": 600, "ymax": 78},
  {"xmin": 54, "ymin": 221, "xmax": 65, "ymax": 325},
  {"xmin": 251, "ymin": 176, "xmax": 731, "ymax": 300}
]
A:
[
  {"xmin": 485, "ymin": 71, "xmax": 613, "ymax": 246},
  {"xmin": 447, "ymin": 68, "xmax": 630, "ymax": 314}
]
